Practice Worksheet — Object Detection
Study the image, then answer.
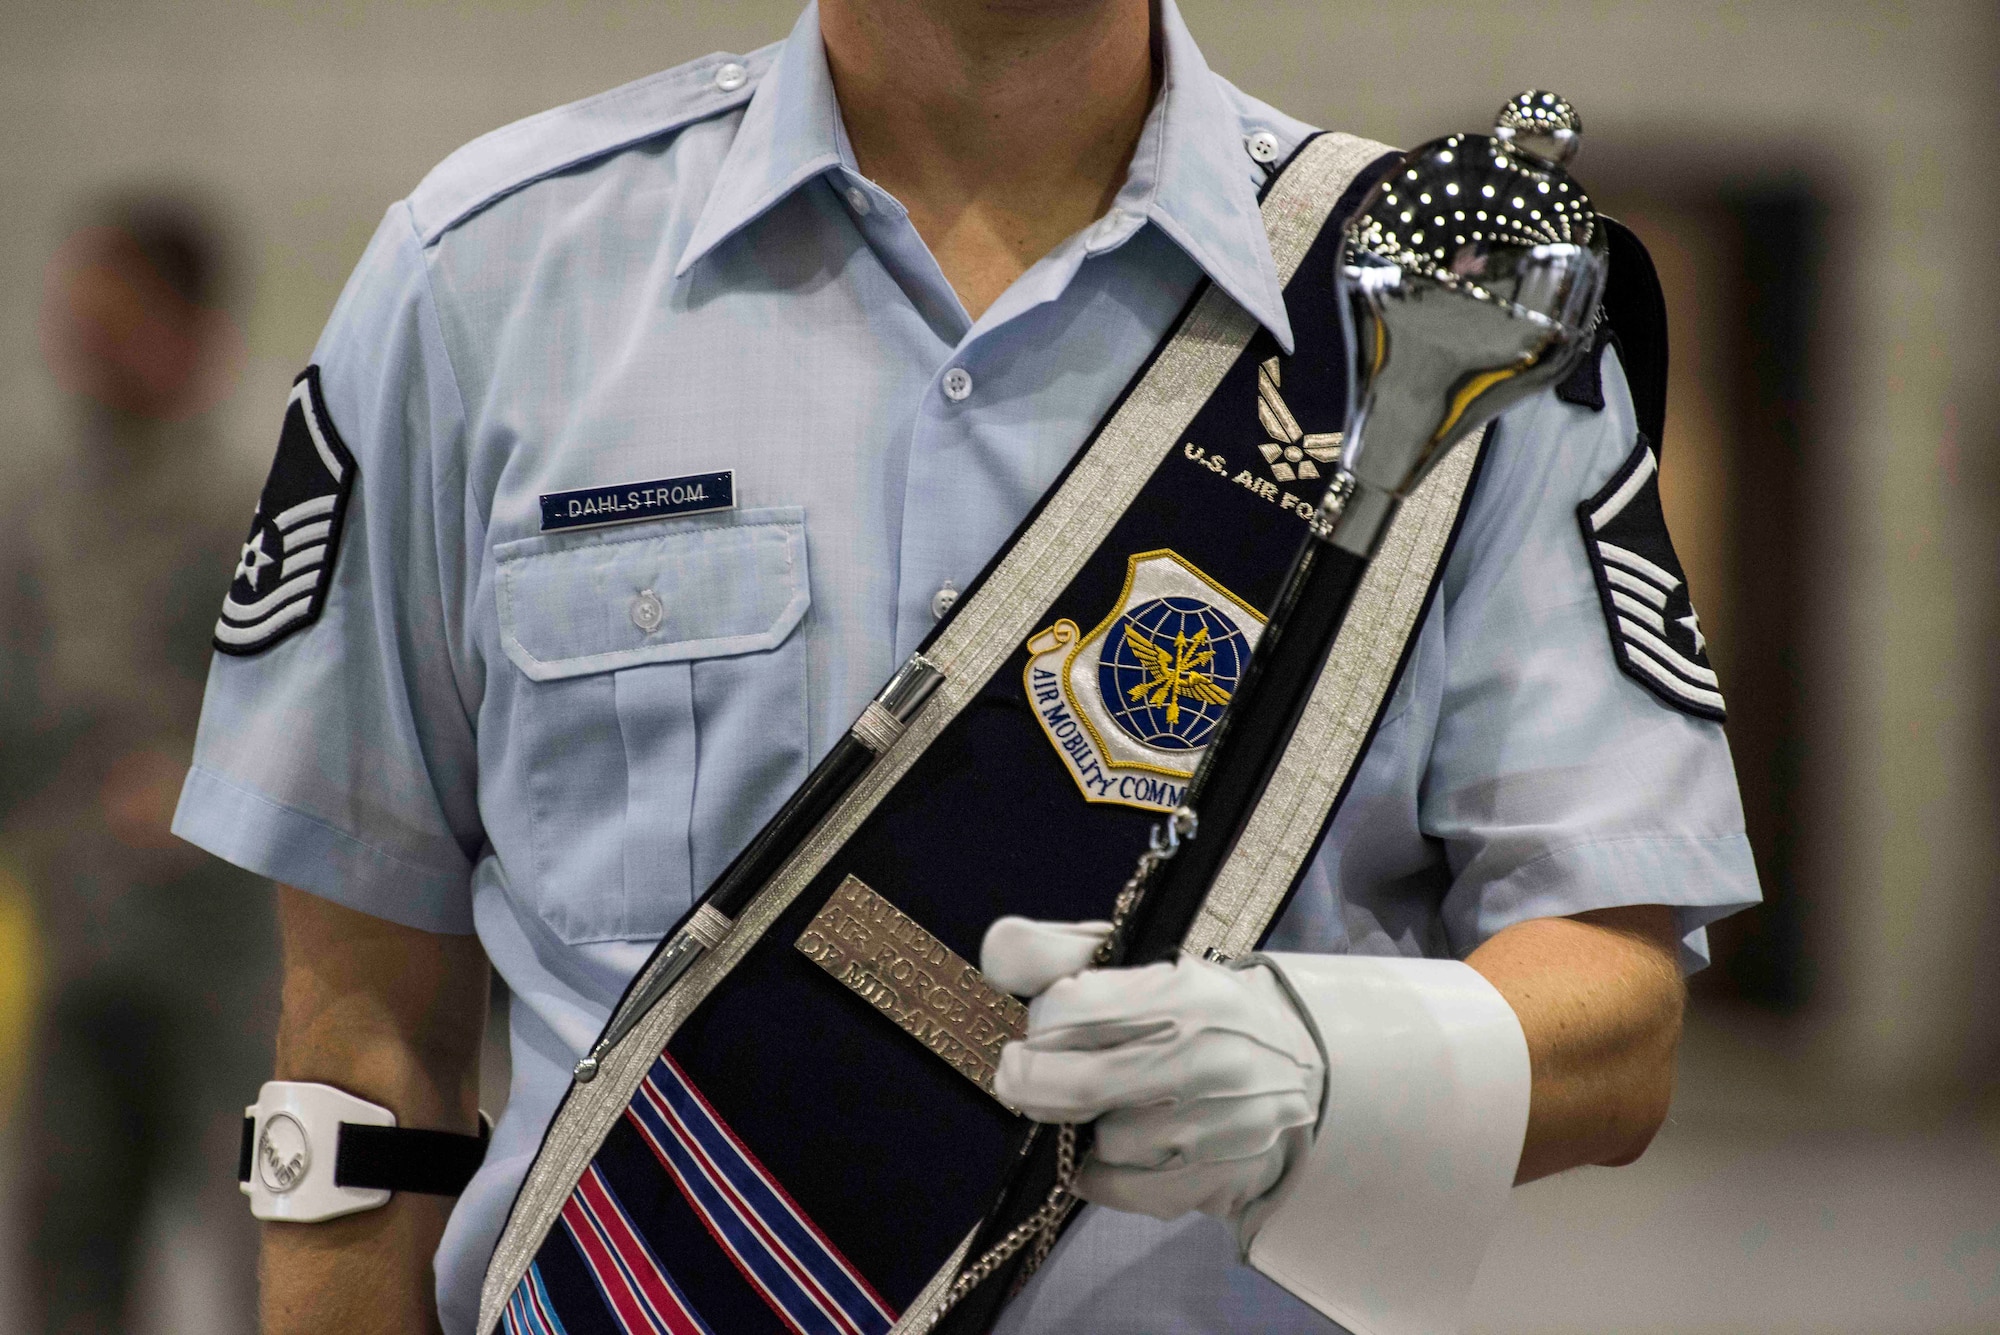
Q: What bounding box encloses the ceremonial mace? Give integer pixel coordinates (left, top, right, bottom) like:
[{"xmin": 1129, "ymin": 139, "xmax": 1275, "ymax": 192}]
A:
[
  {"xmin": 1127, "ymin": 90, "xmax": 1609, "ymax": 961},
  {"xmin": 928, "ymin": 92, "xmax": 1613, "ymax": 1331}
]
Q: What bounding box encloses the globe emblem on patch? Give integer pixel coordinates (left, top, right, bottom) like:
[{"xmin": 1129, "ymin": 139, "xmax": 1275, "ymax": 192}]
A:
[{"xmin": 1098, "ymin": 596, "xmax": 1250, "ymax": 751}]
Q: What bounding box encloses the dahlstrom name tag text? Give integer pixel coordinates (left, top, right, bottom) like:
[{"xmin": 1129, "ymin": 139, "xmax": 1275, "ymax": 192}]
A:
[{"xmin": 538, "ymin": 470, "xmax": 734, "ymax": 532}]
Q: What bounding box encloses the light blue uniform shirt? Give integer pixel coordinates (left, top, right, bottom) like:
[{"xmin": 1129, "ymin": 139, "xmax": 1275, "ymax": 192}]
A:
[{"xmin": 175, "ymin": 4, "xmax": 1759, "ymax": 1330}]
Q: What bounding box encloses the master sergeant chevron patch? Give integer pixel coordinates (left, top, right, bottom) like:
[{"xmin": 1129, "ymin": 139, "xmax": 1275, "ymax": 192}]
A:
[
  {"xmin": 1577, "ymin": 436, "xmax": 1726, "ymax": 722},
  {"xmin": 213, "ymin": 366, "xmax": 356, "ymax": 656}
]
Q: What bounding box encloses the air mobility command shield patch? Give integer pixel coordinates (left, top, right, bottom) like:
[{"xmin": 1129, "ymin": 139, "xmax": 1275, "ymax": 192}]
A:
[
  {"xmin": 1024, "ymin": 550, "xmax": 1266, "ymax": 812},
  {"xmin": 1578, "ymin": 436, "xmax": 1726, "ymax": 721},
  {"xmin": 214, "ymin": 366, "xmax": 356, "ymax": 656}
]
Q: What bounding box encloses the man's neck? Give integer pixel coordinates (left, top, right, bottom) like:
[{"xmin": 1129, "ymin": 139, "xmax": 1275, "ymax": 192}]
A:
[{"xmin": 820, "ymin": 0, "xmax": 1156, "ymax": 321}]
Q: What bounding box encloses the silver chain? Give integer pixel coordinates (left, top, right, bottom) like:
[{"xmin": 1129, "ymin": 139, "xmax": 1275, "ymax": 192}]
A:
[
  {"xmin": 919, "ymin": 1124, "xmax": 1080, "ymax": 1330},
  {"xmin": 919, "ymin": 807, "xmax": 1197, "ymax": 1332}
]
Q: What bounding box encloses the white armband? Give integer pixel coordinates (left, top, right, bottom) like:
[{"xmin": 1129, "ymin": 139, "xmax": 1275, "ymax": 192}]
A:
[{"xmin": 240, "ymin": 1081, "xmax": 490, "ymax": 1223}]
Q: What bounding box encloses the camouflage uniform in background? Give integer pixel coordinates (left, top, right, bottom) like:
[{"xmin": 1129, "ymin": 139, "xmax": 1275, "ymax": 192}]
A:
[{"xmin": 1, "ymin": 205, "xmax": 274, "ymax": 1335}]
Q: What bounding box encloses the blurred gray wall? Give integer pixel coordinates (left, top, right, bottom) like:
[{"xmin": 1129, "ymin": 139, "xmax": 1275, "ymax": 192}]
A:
[{"xmin": 2, "ymin": 0, "xmax": 1994, "ymax": 1089}]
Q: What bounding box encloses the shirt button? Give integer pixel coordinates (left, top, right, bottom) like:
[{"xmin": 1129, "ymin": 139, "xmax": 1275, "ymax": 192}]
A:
[
  {"xmin": 1245, "ymin": 130, "xmax": 1281, "ymax": 165},
  {"xmin": 931, "ymin": 582, "xmax": 960, "ymax": 620},
  {"xmin": 942, "ymin": 367, "xmax": 974, "ymax": 401},
  {"xmin": 631, "ymin": 589, "xmax": 665, "ymax": 633},
  {"xmin": 845, "ymin": 185, "xmax": 873, "ymax": 216},
  {"xmin": 714, "ymin": 61, "xmax": 748, "ymax": 92},
  {"xmin": 1087, "ymin": 209, "xmax": 1127, "ymax": 251}
]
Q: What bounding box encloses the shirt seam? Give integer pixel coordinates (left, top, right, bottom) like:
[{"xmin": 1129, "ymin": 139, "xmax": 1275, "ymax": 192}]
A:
[
  {"xmin": 412, "ymin": 50, "xmax": 773, "ymax": 245},
  {"xmin": 399, "ymin": 198, "xmax": 485, "ymax": 748},
  {"xmin": 402, "ymin": 199, "xmax": 476, "ymax": 463},
  {"xmin": 187, "ymin": 762, "xmax": 472, "ymax": 887},
  {"xmin": 494, "ymin": 518, "xmax": 803, "ymax": 564},
  {"xmin": 1471, "ymin": 829, "xmax": 1747, "ymax": 886},
  {"xmin": 1444, "ymin": 386, "xmax": 1558, "ymax": 604}
]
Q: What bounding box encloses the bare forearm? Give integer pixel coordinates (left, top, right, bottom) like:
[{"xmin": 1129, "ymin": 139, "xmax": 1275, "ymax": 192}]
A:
[
  {"xmin": 1467, "ymin": 905, "xmax": 1684, "ymax": 1184},
  {"xmin": 263, "ymin": 886, "xmax": 489, "ymax": 1335},
  {"xmin": 263, "ymin": 1196, "xmax": 459, "ymax": 1334}
]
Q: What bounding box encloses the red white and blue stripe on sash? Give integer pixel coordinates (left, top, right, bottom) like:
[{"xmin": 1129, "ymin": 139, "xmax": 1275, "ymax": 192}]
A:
[
  {"xmin": 503, "ymin": 1262, "xmax": 571, "ymax": 1335},
  {"xmin": 627, "ymin": 1053, "xmax": 897, "ymax": 1335},
  {"xmin": 556, "ymin": 1163, "xmax": 715, "ymax": 1335}
]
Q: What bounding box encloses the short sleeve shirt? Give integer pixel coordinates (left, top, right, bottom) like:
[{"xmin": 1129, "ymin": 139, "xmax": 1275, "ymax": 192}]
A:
[{"xmin": 173, "ymin": 3, "xmax": 1760, "ymax": 1330}]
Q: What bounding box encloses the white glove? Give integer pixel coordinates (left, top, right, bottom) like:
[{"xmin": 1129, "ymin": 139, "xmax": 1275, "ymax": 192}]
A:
[
  {"xmin": 982, "ymin": 917, "xmax": 1326, "ymax": 1224},
  {"xmin": 980, "ymin": 916, "xmax": 1113, "ymax": 996}
]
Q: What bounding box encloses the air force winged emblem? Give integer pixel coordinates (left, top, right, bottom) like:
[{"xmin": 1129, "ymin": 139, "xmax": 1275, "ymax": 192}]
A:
[
  {"xmin": 1024, "ymin": 551, "xmax": 1265, "ymax": 812},
  {"xmin": 214, "ymin": 366, "xmax": 356, "ymax": 656},
  {"xmin": 1253, "ymin": 357, "xmax": 1342, "ymax": 483}
]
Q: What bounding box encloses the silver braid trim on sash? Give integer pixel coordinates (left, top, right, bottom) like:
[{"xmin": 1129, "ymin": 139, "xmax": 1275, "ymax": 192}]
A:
[
  {"xmin": 477, "ymin": 131, "xmax": 1396, "ymax": 1335},
  {"xmin": 1180, "ymin": 425, "xmax": 1488, "ymax": 961}
]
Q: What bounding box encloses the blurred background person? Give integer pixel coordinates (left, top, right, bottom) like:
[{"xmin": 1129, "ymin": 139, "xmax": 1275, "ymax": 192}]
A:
[{"xmin": 0, "ymin": 194, "xmax": 274, "ymax": 1335}]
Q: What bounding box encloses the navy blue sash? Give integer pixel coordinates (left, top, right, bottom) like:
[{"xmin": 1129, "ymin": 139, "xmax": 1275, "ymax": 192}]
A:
[{"xmin": 482, "ymin": 133, "xmax": 1470, "ymax": 1335}]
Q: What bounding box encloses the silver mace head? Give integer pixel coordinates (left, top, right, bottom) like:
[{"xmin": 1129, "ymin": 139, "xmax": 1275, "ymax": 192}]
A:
[{"xmin": 1328, "ymin": 91, "xmax": 1609, "ymax": 554}]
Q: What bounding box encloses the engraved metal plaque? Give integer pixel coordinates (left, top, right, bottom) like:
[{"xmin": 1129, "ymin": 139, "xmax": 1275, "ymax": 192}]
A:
[{"xmin": 796, "ymin": 875, "xmax": 1027, "ymax": 1098}]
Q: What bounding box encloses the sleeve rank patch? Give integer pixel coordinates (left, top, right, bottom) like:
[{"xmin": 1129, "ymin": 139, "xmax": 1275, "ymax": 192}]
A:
[
  {"xmin": 1577, "ymin": 437, "xmax": 1726, "ymax": 721},
  {"xmin": 214, "ymin": 366, "xmax": 356, "ymax": 656}
]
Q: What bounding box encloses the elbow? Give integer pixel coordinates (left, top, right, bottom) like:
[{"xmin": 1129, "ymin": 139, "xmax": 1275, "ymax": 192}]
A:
[
  {"xmin": 1595, "ymin": 987, "xmax": 1683, "ymax": 1168},
  {"xmin": 1595, "ymin": 1062, "xmax": 1673, "ymax": 1166}
]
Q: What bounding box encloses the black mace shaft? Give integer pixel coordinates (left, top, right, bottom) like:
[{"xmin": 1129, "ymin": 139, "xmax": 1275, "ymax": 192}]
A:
[
  {"xmin": 935, "ymin": 478, "xmax": 1386, "ymax": 1335},
  {"xmin": 1121, "ymin": 508, "xmax": 1373, "ymax": 966}
]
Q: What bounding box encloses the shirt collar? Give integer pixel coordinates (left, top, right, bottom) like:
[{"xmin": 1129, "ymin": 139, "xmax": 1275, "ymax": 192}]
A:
[
  {"xmin": 675, "ymin": 4, "xmax": 846, "ymax": 280},
  {"xmin": 1128, "ymin": 0, "xmax": 1290, "ymax": 348},
  {"xmin": 676, "ymin": 0, "xmax": 1291, "ymax": 350}
]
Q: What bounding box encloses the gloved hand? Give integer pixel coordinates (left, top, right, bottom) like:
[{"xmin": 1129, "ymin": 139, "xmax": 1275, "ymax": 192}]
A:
[{"xmin": 981, "ymin": 917, "xmax": 1327, "ymax": 1224}]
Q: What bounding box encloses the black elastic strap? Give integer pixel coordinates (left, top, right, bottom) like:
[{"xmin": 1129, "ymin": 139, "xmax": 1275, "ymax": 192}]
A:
[
  {"xmin": 1554, "ymin": 322, "xmax": 1617, "ymax": 413},
  {"xmin": 1599, "ymin": 217, "xmax": 1670, "ymax": 450},
  {"xmin": 1556, "ymin": 217, "xmax": 1671, "ymax": 453},
  {"xmin": 334, "ymin": 1119, "xmax": 491, "ymax": 1196},
  {"xmin": 238, "ymin": 1115, "xmax": 489, "ymax": 1195}
]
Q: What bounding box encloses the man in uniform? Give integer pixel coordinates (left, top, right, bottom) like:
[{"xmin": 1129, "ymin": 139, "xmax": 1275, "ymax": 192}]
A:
[
  {"xmin": 5, "ymin": 195, "xmax": 271, "ymax": 1335},
  {"xmin": 176, "ymin": 1, "xmax": 1760, "ymax": 1332}
]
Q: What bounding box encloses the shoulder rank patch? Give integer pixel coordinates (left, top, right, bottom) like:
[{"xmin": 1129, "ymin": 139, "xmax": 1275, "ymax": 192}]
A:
[
  {"xmin": 1024, "ymin": 550, "xmax": 1265, "ymax": 812},
  {"xmin": 1577, "ymin": 437, "xmax": 1724, "ymax": 721},
  {"xmin": 214, "ymin": 366, "xmax": 356, "ymax": 656}
]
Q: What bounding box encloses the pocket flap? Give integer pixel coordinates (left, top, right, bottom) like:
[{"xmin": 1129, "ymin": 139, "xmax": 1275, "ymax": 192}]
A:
[{"xmin": 496, "ymin": 507, "xmax": 809, "ymax": 681}]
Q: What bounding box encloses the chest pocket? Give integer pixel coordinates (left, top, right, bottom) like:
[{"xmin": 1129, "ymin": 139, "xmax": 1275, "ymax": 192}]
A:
[{"xmin": 495, "ymin": 507, "xmax": 811, "ymax": 944}]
